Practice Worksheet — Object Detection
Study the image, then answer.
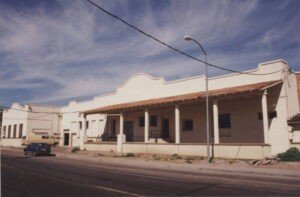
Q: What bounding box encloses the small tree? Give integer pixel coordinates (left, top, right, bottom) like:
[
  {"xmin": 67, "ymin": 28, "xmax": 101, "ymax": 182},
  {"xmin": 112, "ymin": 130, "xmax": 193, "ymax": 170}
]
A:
[{"xmin": 277, "ymin": 147, "xmax": 300, "ymax": 161}]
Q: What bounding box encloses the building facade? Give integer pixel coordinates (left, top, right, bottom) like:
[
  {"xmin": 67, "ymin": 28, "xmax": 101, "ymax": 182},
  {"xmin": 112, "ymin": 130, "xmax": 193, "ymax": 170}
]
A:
[{"xmin": 1, "ymin": 59, "xmax": 300, "ymax": 159}]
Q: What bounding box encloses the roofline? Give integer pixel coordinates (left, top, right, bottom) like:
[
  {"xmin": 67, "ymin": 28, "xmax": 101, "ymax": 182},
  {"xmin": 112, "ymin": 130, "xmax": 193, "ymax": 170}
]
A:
[{"xmin": 67, "ymin": 59, "xmax": 288, "ymax": 107}]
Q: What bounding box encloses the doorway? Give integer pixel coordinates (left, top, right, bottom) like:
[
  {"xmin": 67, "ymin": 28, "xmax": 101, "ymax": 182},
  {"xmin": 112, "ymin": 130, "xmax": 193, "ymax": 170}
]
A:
[
  {"xmin": 64, "ymin": 133, "xmax": 70, "ymax": 146},
  {"xmin": 162, "ymin": 118, "xmax": 169, "ymax": 139},
  {"xmin": 124, "ymin": 121, "xmax": 134, "ymax": 142}
]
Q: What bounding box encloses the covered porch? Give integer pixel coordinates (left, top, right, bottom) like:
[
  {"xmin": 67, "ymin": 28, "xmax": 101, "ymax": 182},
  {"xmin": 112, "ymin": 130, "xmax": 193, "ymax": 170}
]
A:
[{"xmin": 82, "ymin": 80, "xmax": 282, "ymax": 158}]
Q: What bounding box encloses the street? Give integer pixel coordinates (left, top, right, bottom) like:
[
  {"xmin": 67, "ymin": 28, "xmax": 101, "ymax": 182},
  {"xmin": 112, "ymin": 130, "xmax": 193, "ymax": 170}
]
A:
[{"xmin": 2, "ymin": 148, "xmax": 300, "ymax": 196}]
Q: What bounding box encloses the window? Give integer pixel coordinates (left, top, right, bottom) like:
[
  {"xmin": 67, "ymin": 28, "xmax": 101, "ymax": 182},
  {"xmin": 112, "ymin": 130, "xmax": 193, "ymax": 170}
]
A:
[
  {"xmin": 139, "ymin": 116, "xmax": 145, "ymax": 127},
  {"xmin": 13, "ymin": 124, "xmax": 17, "ymax": 138},
  {"xmin": 150, "ymin": 115, "xmax": 157, "ymax": 127},
  {"xmin": 112, "ymin": 120, "xmax": 116, "ymax": 135},
  {"xmin": 258, "ymin": 111, "xmax": 277, "ymax": 120},
  {"xmin": 8, "ymin": 125, "xmax": 11, "ymax": 138},
  {"xmin": 219, "ymin": 114, "xmax": 231, "ymax": 129},
  {"xmin": 182, "ymin": 120, "xmax": 193, "ymax": 131},
  {"xmin": 19, "ymin": 124, "xmax": 23, "ymax": 138},
  {"xmin": 2, "ymin": 126, "xmax": 6, "ymax": 138},
  {"xmin": 86, "ymin": 121, "xmax": 89, "ymax": 129},
  {"xmin": 79, "ymin": 121, "xmax": 82, "ymax": 130}
]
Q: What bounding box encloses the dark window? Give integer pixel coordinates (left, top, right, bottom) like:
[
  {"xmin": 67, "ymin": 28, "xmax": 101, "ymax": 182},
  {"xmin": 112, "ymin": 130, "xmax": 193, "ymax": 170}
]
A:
[
  {"xmin": 258, "ymin": 111, "xmax": 277, "ymax": 120},
  {"xmin": 86, "ymin": 121, "xmax": 89, "ymax": 129},
  {"xmin": 219, "ymin": 114, "xmax": 231, "ymax": 129},
  {"xmin": 182, "ymin": 120, "xmax": 193, "ymax": 131},
  {"xmin": 2, "ymin": 126, "xmax": 6, "ymax": 138},
  {"xmin": 139, "ymin": 116, "xmax": 145, "ymax": 127},
  {"xmin": 79, "ymin": 121, "xmax": 82, "ymax": 130},
  {"xmin": 269, "ymin": 111, "xmax": 277, "ymax": 119},
  {"xmin": 13, "ymin": 124, "xmax": 17, "ymax": 138},
  {"xmin": 8, "ymin": 125, "xmax": 11, "ymax": 138},
  {"xmin": 150, "ymin": 115, "xmax": 157, "ymax": 127},
  {"xmin": 112, "ymin": 120, "xmax": 116, "ymax": 135},
  {"xmin": 19, "ymin": 124, "xmax": 23, "ymax": 138}
]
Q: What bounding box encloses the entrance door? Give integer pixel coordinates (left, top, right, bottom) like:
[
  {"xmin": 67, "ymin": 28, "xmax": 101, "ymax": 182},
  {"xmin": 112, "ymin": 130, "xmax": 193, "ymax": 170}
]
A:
[
  {"xmin": 124, "ymin": 121, "xmax": 134, "ymax": 142},
  {"xmin": 64, "ymin": 133, "xmax": 70, "ymax": 146},
  {"xmin": 162, "ymin": 118, "xmax": 169, "ymax": 139}
]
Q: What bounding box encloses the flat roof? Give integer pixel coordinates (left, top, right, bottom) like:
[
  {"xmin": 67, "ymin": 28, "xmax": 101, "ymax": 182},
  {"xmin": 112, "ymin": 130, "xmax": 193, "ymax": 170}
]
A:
[{"xmin": 84, "ymin": 80, "xmax": 282, "ymax": 114}]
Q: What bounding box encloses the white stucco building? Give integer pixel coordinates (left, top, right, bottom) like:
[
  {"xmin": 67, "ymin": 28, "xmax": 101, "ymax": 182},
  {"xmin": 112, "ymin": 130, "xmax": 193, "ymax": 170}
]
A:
[{"xmin": 1, "ymin": 59, "xmax": 300, "ymax": 159}]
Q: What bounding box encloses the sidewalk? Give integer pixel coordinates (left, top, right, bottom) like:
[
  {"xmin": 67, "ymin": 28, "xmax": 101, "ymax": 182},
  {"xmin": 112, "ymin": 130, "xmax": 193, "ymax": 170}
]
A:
[{"xmin": 52, "ymin": 148, "xmax": 300, "ymax": 180}]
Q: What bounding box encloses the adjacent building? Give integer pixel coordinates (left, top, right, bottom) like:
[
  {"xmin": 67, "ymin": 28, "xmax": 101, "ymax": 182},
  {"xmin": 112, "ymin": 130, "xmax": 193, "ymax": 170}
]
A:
[{"xmin": 1, "ymin": 59, "xmax": 300, "ymax": 159}]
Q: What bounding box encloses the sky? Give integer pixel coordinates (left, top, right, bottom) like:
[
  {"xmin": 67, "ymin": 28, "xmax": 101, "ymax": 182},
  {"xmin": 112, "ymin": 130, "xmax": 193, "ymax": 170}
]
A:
[{"xmin": 0, "ymin": 0, "xmax": 300, "ymax": 107}]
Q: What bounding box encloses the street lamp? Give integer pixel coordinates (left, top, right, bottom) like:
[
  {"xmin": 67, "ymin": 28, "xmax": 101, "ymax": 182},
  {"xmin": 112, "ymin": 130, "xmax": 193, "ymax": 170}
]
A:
[{"xmin": 184, "ymin": 35, "xmax": 210, "ymax": 163}]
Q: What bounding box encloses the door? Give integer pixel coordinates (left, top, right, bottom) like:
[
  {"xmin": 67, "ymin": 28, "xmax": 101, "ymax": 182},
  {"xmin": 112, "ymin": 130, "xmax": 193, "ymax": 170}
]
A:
[
  {"xmin": 64, "ymin": 133, "xmax": 69, "ymax": 146},
  {"xmin": 162, "ymin": 118, "xmax": 169, "ymax": 139},
  {"xmin": 124, "ymin": 121, "xmax": 134, "ymax": 142}
]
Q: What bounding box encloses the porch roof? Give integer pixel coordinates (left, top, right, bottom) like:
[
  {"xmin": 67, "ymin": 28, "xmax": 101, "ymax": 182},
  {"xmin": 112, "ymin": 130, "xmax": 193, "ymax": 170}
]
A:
[{"xmin": 84, "ymin": 80, "xmax": 281, "ymax": 114}]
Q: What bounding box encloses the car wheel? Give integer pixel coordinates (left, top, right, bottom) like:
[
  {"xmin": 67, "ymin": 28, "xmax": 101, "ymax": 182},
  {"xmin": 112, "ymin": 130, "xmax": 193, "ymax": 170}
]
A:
[{"xmin": 24, "ymin": 152, "xmax": 28, "ymax": 156}]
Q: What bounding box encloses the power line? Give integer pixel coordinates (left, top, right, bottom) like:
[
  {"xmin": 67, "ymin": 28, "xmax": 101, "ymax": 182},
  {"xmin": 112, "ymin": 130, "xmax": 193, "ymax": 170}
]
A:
[{"xmin": 85, "ymin": 0, "xmax": 284, "ymax": 76}]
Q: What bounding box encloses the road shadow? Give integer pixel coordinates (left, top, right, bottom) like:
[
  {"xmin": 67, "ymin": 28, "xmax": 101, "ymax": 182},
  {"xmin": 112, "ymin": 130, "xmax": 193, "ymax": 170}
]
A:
[{"xmin": 35, "ymin": 153, "xmax": 56, "ymax": 157}]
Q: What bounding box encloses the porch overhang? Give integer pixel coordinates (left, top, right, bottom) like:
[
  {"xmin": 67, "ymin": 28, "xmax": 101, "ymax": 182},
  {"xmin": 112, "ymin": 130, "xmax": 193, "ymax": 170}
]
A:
[{"xmin": 84, "ymin": 80, "xmax": 282, "ymax": 115}]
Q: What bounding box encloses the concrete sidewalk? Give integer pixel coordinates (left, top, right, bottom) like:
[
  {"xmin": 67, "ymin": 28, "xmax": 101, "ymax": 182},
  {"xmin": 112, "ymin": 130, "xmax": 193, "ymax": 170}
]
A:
[{"xmin": 52, "ymin": 149, "xmax": 300, "ymax": 180}]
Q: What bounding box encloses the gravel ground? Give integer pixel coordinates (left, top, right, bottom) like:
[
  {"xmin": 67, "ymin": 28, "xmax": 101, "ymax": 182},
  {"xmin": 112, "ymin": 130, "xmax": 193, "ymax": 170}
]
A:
[{"xmin": 54, "ymin": 147, "xmax": 300, "ymax": 171}]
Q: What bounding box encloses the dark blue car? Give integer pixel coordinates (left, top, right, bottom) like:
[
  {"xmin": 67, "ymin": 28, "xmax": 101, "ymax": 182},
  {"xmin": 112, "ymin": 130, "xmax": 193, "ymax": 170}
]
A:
[{"xmin": 24, "ymin": 143, "xmax": 51, "ymax": 156}]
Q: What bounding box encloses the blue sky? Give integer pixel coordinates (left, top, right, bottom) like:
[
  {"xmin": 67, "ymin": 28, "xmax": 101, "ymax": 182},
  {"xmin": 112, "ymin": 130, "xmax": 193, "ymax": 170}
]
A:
[{"xmin": 0, "ymin": 0, "xmax": 300, "ymax": 106}]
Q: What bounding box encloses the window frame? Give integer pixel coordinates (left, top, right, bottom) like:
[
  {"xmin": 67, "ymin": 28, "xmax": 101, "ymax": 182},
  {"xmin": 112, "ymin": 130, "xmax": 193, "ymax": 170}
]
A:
[
  {"xmin": 139, "ymin": 116, "xmax": 145, "ymax": 127},
  {"xmin": 219, "ymin": 114, "xmax": 231, "ymax": 129},
  {"xmin": 150, "ymin": 115, "xmax": 157, "ymax": 127},
  {"xmin": 182, "ymin": 119, "xmax": 193, "ymax": 131}
]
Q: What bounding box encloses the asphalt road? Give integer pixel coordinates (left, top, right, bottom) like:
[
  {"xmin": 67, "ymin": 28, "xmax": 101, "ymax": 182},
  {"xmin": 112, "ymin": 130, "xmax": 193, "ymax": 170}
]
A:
[{"xmin": 2, "ymin": 148, "xmax": 300, "ymax": 196}]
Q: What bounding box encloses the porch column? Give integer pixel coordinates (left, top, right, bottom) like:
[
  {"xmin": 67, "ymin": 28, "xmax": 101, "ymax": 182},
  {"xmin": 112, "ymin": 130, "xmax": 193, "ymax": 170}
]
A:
[
  {"xmin": 262, "ymin": 90, "xmax": 269, "ymax": 144},
  {"xmin": 213, "ymin": 100, "xmax": 220, "ymax": 144},
  {"xmin": 117, "ymin": 113, "xmax": 126, "ymax": 153},
  {"xmin": 175, "ymin": 105, "xmax": 180, "ymax": 144},
  {"xmin": 144, "ymin": 109, "xmax": 149, "ymax": 143},
  {"xmin": 80, "ymin": 115, "xmax": 86, "ymax": 150}
]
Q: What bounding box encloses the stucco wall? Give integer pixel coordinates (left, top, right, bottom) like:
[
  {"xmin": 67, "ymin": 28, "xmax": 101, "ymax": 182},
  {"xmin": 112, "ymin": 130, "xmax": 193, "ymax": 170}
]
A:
[
  {"xmin": 0, "ymin": 139, "xmax": 23, "ymax": 147},
  {"xmin": 121, "ymin": 143, "xmax": 271, "ymax": 159}
]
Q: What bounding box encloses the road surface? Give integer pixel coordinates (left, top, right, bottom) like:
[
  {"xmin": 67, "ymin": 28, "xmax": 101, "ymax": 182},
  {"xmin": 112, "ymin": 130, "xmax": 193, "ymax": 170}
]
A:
[{"xmin": 2, "ymin": 148, "xmax": 300, "ymax": 196}]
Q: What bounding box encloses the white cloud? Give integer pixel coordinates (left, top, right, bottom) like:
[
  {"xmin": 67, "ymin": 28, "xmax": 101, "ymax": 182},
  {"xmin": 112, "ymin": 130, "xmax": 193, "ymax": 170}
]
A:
[{"xmin": 0, "ymin": 0, "xmax": 299, "ymax": 106}]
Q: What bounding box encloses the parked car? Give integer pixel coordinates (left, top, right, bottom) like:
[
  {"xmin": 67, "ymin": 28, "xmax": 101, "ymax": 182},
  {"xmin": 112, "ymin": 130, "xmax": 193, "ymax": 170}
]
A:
[
  {"xmin": 22, "ymin": 133, "xmax": 59, "ymax": 146},
  {"xmin": 24, "ymin": 143, "xmax": 51, "ymax": 156}
]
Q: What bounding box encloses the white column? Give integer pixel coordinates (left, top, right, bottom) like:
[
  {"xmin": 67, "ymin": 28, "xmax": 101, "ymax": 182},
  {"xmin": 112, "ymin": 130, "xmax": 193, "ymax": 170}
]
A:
[
  {"xmin": 175, "ymin": 105, "xmax": 180, "ymax": 144},
  {"xmin": 144, "ymin": 109, "xmax": 149, "ymax": 143},
  {"xmin": 120, "ymin": 114, "xmax": 124, "ymax": 135},
  {"xmin": 117, "ymin": 113, "xmax": 126, "ymax": 153},
  {"xmin": 80, "ymin": 115, "xmax": 86, "ymax": 150},
  {"xmin": 262, "ymin": 90, "xmax": 269, "ymax": 144},
  {"xmin": 213, "ymin": 100, "xmax": 220, "ymax": 144}
]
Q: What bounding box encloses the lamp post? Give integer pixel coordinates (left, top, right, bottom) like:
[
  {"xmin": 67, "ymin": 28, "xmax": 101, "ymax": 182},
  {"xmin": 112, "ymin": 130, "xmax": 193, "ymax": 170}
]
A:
[{"xmin": 184, "ymin": 35, "xmax": 210, "ymax": 163}]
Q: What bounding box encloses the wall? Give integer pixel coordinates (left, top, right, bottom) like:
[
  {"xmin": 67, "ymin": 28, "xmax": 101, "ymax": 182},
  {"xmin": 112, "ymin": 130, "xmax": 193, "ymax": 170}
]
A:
[
  {"xmin": 1, "ymin": 103, "xmax": 28, "ymax": 139},
  {"xmin": 27, "ymin": 104, "xmax": 61, "ymax": 135},
  {"xmin": 0, "ymin": 139, "xmax": 23, "ymax": 147},
  {"xmin": 114, "ymin": 96, "xmax": 268, "ymax": 144},
  {"xmin": 121, "ymin": 143, "xmax": 271, "ymax": 159}
]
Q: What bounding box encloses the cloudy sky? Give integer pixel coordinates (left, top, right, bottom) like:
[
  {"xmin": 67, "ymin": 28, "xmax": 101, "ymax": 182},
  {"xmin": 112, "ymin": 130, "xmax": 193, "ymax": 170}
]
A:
[{"xmin": 0, "ymin": 0, "xmax": 299, "ymax": 107}]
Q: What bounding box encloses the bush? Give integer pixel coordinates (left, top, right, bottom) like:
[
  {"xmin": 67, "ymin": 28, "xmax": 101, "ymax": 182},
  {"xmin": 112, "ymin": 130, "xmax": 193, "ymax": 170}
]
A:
[
  {"xmin": 171, "ymin": 154, "xmax": 182, "ymax": 160},
  {"xmin": 277, "ymin": 147, "xmax": 300, "ymax": 161},
  {"xmin": 71, "ymin": 147, "xmax": 80, "ymax": 153},
  {"xmin": 125, "ymin": 153, "xmax": 135, "ymax": 157}
]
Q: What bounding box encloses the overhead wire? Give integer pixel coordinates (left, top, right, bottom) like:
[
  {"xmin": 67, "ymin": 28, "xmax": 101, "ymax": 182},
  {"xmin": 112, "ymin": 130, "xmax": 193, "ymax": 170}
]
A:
[
  {"xmin": 0, "ymin": 1, "xmax": 286, "ymax": 115},
  {"xmin": 85, "ymin": 0, "xmax": 284, "ymax": 76}
]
